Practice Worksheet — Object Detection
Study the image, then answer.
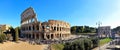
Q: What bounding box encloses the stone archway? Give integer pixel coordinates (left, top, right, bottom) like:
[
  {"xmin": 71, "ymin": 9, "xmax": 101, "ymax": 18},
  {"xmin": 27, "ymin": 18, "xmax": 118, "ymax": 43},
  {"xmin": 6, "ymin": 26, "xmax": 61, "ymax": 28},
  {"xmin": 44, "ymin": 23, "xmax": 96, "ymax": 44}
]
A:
[
  {"xmin": 57, "ymin": 34, "xmax": 59, "ymax": 38},
  {"xmin": 51, "ymin": 34, "xmax": 54, "ymax": 39},
  {"xmin": 60, "ymin": 33, "xmax": 62, "ymax": 37},
  {"xmin": 46, "ymin": 35, "xmax": 50, "ymax": 39},
  {"xmin": 36, "ymin": 34, "xmax": 39, "ymax": 39},
  {"xmin": 32, "ymin": 34, "xmax": 35, "ymax": 39},
  {"xmin": 28, "ymin": 34, "xmax": 31, "ymax": 39}
]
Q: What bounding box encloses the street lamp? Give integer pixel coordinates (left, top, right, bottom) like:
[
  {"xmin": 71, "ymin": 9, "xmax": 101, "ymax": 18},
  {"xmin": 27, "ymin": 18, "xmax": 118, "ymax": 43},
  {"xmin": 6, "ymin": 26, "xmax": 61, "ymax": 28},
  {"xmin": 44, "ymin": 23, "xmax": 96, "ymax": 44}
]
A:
[{"xmin": 96, "ymin": 21, "xmax": 102, "ymax": 50}]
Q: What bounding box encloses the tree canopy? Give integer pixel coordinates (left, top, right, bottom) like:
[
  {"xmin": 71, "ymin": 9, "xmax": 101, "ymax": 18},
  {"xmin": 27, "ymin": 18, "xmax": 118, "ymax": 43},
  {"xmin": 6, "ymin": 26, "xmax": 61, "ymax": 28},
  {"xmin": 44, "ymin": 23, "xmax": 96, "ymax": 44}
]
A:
[
  {"xmin": 63, "ymin": 37, "xmax": 99, "ymax": 50},
  {"xmin": 71, "ymin": 26, "xmax": 96, "ymax": 34}
]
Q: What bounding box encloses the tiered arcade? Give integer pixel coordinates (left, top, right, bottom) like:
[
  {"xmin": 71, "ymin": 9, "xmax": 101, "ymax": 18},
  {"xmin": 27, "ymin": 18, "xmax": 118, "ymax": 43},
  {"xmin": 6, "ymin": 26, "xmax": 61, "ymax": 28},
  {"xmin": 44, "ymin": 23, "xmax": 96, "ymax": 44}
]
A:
[{"xmin": 21, "ymin": 7, "xmax": 71, "ymax": 41}]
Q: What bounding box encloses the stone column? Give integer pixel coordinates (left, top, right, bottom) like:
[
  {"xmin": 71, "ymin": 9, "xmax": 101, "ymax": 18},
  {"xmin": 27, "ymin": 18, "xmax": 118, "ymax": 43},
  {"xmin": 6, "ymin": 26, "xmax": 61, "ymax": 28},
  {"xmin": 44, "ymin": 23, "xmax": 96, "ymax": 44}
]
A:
[
  {"xmin": 34, "ymin": 25, "xmax": 36, "ymax": 30},
  {"xmin": 63, "ymin": 34, "xmax": 64, "ymax": 38},
  {"xmin": 59, "ymin": 34, "xmax": 61, "ymax": 38},
  {"xmin": 34, "ymin": 33, "xmax": 36, "ymax": 40},
  {"xmin": 44, "ymin": 33, "xmax": 46, "ymax": 40},
  {"xmin": 25, "ymin": 33, "xmax": 27, "ymax": 39},
  {"xmin": 54, "ymin": 34, "xmax": 55, "ymax": 39},
  {"xmin": 31, "ymin": 25, "xmax": 33, "ymax": 31},
  {"xmin": 56, "ymin": 26, "xmax": 57, "ymax": 31},
  {"xmin": 59, "ymin": 27, "xmax": 60, "ymax": 32},
  {"xmin": 50, "ymin": 34, "xmax": 51, "ymax": 39},
  {"xmin": 39, "ymin": 24, "xmax": 41, "ymax": 31},
  {"xmin": 27, "ymin": 33, "xmax": 29, "ymax": 39},
  {"xmin": 49, "ymin": 25, "xmax": 51, "ymax": 30},
  {"xmin": 39, "ymin": 33, "xmax": 41, "ymax": 40},
  {"xmin": 31, "ymin": 25, "xmax": 33, "ymax": 39},
  {"xmin": 59, "ymin": 34, "xmax": 60, "ymax": 38},
  {"xmin": 61, "ymin": 34, "xmax": 62, "ymax": 40},
  {"xmin": 26, "ymin": 33, "xmax": 28, "ymax": 39},
  {"xmin": 27, "ymin": 26, "xmax": 28, "ymax": 31},
  {"xmin": 31, "ymin": 33, "xmax": 32, "ymax": 39},
  {"xmin": 53, "ymin": 34, "xmax": 55, "ymax": 39},
  {"xmin": 51, "ymin": 26, "xmax": 53, "ymax": 31}
]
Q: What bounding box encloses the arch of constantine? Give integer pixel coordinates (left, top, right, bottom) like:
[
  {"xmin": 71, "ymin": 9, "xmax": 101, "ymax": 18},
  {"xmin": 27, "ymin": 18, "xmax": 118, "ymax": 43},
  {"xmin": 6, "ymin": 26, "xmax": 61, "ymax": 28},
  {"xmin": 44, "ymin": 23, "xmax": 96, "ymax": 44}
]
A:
[
  {"xmin": 98, "ymin": 26, "xmax": 112, "ymax": 38},
  {"xmin": 21, "ymin": 7, "xmax": 71, "ymax": 41}
]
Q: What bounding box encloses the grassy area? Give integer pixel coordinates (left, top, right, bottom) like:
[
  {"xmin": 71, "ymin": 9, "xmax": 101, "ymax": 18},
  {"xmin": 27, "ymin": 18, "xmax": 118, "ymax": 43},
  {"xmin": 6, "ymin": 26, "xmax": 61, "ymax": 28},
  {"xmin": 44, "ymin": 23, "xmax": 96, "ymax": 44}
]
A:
[
  {"xmin": 74, "ymin": 33, "xmax": 96, "ymax": 35},
  {"xmin": 78, "ymin": 33, "xmax": 96, "ymax": 34},
  {"xmin": 51, "ymin": 44, "xmax": 64, "ymax": 50},
  {"xmin": 99, "ymin": 38, "xmax": 112, "ymax": 46}
]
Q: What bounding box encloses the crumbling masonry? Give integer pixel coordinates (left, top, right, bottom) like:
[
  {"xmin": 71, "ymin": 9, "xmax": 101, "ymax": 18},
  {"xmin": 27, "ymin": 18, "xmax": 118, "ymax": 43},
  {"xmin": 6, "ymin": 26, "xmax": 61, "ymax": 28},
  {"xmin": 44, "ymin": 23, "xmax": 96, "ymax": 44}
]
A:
[{"xmin": 21, "ymin": 7, "xmax": 71, "ymax": 40}]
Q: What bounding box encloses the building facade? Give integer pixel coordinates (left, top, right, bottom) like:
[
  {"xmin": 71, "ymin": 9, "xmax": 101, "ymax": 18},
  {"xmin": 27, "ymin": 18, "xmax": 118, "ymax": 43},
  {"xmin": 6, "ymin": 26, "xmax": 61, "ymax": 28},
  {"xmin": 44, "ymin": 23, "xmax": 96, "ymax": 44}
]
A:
[
  {"xmin": 98, "ymin": 26, "xmax": 111, "ymax": 38},
  {"xmin": 21, "ymin": 7, "xmax": 71, "ymax": 41}
]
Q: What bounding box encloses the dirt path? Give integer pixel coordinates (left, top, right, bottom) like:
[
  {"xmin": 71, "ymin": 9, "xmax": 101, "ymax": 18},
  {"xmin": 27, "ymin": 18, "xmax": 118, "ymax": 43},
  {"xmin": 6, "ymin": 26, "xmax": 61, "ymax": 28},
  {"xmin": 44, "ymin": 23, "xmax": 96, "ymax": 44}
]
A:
[{"xmin": 0, "ymin": 41, "xmax": 48, "ymax": 50}]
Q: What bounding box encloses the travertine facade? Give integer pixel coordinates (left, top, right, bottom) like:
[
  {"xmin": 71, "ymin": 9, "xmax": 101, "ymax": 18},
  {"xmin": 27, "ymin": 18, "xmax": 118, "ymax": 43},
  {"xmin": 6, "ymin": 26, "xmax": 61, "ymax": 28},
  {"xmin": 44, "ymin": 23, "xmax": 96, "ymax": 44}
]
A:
[
  {"xmin": 21, "ymin": 7, "xmax": 70, "ymax": 40},
  {"xmin": 98, "ymin": 26, "xmax": 111, "ymax": 38},
  {"xmin": 42, "ymin": 20, "xmax": 70, "ymax": 40}
]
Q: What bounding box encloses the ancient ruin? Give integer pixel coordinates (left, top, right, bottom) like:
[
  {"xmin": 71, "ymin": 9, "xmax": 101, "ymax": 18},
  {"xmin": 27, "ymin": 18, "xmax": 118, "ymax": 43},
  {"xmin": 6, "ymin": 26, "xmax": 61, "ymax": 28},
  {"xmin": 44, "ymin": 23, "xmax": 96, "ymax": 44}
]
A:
[
  {"xmin": 98, "ymin": 26, "xmax": 112, "ymax": 38},
  {"xmin": 0, "ymin": 24, "xmax": 11, "ymax": 33},
  {"xmin": 21, "ymin": 7, "xmax": 71, "ymax": 41}
]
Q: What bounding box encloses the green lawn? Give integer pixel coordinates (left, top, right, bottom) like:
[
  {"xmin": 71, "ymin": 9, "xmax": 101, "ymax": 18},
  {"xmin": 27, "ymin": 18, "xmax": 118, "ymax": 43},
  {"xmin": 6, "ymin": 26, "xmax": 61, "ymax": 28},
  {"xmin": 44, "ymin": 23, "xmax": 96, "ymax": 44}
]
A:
[
  {"xmin": 51, "ymin": 44, "xmax": 64, "ymax": 50},
  {"xmin": 99, "ymin": 38, "xmax": 112, "ymax": 46},
  {"xmin": 74, "ymin": 33, "xmax": 96, "ymax": 35}
]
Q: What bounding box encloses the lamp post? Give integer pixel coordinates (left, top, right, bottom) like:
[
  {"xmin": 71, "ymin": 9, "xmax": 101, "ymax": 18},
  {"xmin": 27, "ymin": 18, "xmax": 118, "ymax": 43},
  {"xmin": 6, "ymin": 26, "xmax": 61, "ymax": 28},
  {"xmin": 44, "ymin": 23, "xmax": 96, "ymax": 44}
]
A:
[{"xmin": 96, "ymin": 21, "xmax": 102, "ymax": 50}]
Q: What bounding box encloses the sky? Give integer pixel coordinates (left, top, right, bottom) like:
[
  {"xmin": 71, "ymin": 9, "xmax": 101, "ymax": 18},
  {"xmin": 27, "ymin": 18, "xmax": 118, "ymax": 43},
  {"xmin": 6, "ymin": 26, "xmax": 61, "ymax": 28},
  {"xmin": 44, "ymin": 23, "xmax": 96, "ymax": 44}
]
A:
[{"xmin": 0, "ymin": 0, "xmax": 120, "ymax": 28}]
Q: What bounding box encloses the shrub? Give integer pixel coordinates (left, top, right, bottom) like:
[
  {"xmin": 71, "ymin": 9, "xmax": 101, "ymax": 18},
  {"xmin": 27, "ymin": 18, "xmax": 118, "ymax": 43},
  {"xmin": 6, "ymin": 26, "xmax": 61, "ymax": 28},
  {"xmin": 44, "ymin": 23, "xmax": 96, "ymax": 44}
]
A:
[
  {"xmin": 63, "ymin": 38, "xmax": 98, "ymax": 50},
  {"xmin": 91, "ymin": 37, "xmax": 99, "ymax": 48},
  {"xmin": 15, "ymin": 28, "xmax": 19, "ymax": 41},
  {"xmin": 0, "ymin": 33, "xmax": 6, "ymax": 43}
]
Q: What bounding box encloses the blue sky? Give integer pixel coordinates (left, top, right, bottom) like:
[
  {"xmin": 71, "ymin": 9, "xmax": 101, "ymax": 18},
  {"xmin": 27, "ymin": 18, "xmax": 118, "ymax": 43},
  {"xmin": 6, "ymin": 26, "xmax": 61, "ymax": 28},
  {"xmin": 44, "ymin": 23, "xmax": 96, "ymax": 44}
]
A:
[{"xmin": 0, "ymin": 0, "xmax": 120, "ymax": 28}]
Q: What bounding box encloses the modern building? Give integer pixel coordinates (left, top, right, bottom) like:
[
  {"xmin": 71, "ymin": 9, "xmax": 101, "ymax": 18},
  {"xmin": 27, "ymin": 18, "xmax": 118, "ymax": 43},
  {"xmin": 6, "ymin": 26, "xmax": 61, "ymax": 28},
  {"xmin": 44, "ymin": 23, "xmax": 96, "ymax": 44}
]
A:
[{"xmin": 21, "ymin": 7, "xmax": 71, "ymax": 41}]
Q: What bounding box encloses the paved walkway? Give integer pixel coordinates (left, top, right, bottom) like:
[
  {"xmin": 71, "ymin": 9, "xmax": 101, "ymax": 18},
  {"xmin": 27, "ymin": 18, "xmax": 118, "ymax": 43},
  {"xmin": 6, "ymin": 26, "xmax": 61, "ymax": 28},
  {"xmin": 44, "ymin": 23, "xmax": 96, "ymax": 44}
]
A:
[{"xmin": 93, "ymin": 41, "xmax": 112, "ymax": 50}]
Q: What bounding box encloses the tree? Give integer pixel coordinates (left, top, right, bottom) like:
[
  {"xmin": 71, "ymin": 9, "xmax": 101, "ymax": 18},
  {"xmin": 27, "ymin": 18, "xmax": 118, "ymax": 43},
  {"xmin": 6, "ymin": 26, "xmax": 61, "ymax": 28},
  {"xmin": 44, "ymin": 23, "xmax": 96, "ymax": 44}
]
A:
[
  {"xmin": 84, "ymin": 38, "xmax": 93, "ymax": 50},
  {"xmin": 71, "ymin": 26, "xmax": 77, "ymax": 34},
  {"xmin": 9, "ymin": 27, "xmax": 16, "ymax": 41},
  {"xmin": 71, "ymin": 26, "xmax": 96, "ymax": 34},
  {"xmin": 0, "ymin": 33, "xmax": 6, "ymax": 43},
  {"xmin": 15, "ymin": 27, "xmax": 19, "ymax": 41},
  {"xmin": 76, "ymin": 26, "xmax": 84, "ymax": 33},
  {"xmin": 83, "ymin": 26, "xmax": 90, "ymax": 33},
  {"xmin": 112, "ymin": 26, "xmax": 120, "ymax": 34},
  {"xmin": 63, "ymin": 38, "xmax": 97, "ymax": 50},
  {"xmin": 90, "ymin": 27, "xmax": 96, "ymax": 33},
  {"xmin": 91, "ymin": 37, "xmax": 99, "ymax": 48}
]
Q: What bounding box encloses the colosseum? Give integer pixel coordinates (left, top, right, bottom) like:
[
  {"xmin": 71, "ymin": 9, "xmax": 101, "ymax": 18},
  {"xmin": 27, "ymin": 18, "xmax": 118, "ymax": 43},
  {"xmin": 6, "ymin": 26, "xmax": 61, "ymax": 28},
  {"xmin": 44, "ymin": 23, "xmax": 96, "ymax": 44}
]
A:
[{"xmin": 21, "ymin": 7, "xmax": 71, "ymax": 41}]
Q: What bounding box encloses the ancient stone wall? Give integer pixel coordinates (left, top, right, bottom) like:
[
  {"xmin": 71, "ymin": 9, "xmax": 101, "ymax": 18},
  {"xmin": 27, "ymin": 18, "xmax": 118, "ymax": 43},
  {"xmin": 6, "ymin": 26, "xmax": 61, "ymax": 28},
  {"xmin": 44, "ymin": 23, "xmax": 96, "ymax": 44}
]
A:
[
  {"xmin": 42, "ymin": 20, "xmax": 70, "ymax": 40},
  {"xmin": 21, "ymin": 7, "xmax": 71, "ymax": 41},
  {"xmin": 21, "ymin": 7, "xmax": 42, "ymax": 40}
]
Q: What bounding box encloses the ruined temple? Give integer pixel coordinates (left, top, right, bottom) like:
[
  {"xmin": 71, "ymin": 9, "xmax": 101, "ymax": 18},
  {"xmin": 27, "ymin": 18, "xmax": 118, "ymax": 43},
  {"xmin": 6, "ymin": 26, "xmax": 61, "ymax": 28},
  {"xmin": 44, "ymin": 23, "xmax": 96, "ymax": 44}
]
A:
[{"xmin": 21, "ymin": 7, "xmax": 71, "ymax": 40}]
